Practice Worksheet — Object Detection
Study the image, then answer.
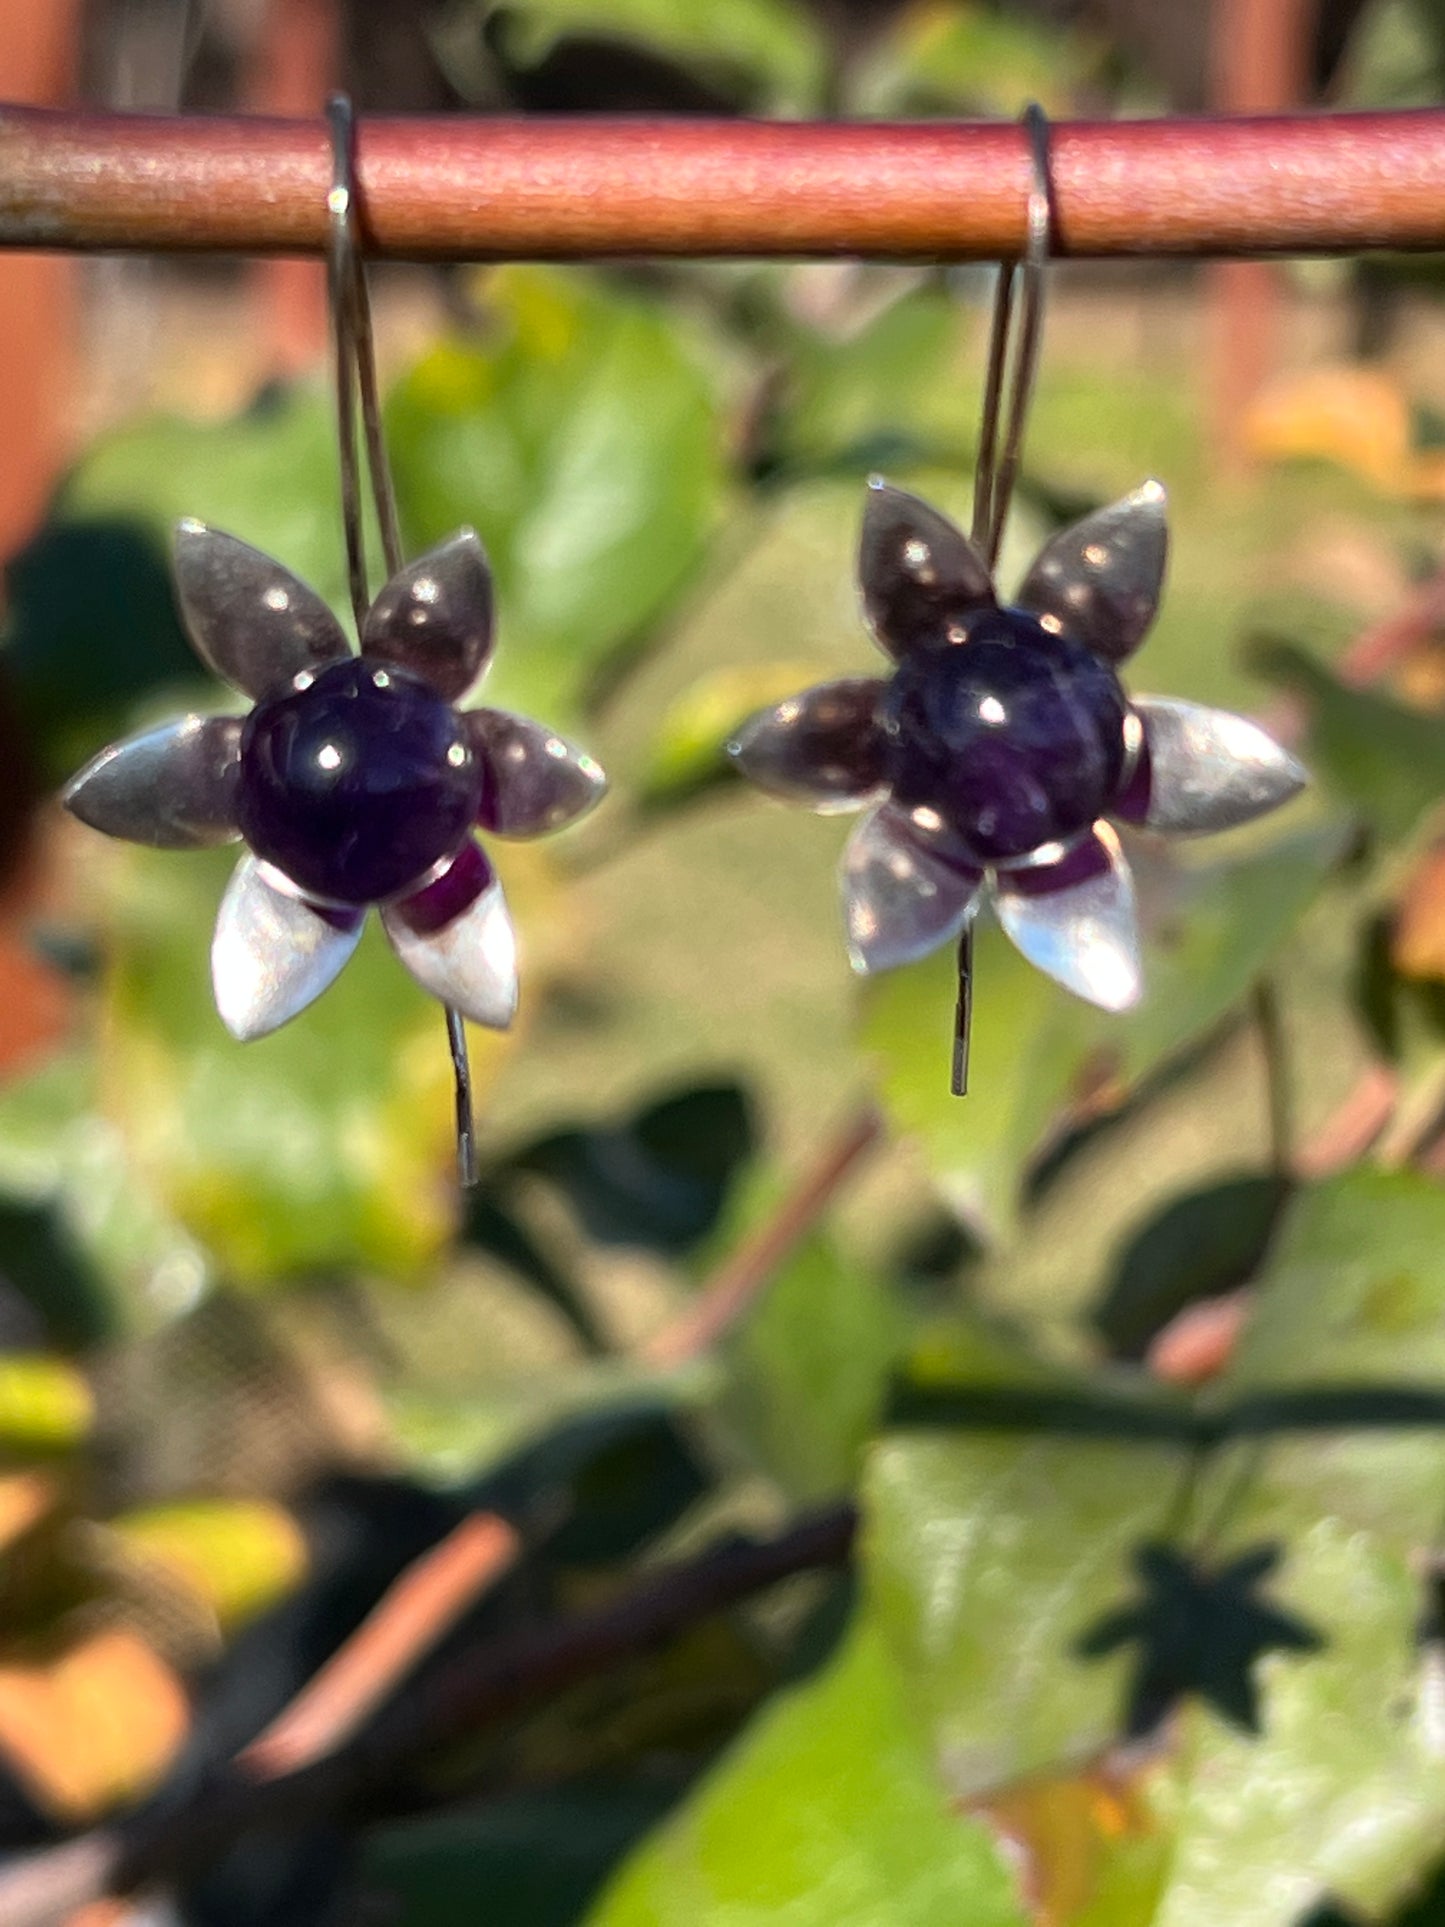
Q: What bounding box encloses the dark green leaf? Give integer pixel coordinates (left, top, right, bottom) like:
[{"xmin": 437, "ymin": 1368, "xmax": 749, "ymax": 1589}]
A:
[
  {"xmin": 363, "ymin": 1784, "xmax": 684, "ymax": 1927},
  {"xmin": 1093, "ymin": 1173, "xmax": 1285, "ymax": 1360},
  {"xmin": 0, "ymin": 1197, "xmax": 117, "ymax": 1352},
  {"xmin": 506, "ymin": 1081, "xmax": 757, "ymax": 1258}
]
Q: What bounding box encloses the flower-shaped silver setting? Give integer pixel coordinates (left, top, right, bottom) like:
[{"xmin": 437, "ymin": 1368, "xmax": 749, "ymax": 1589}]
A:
[
  {"xmin": 728, "ymin": 479, "xmax": 1306, "ymax": 1010},
  {"xmin": 63, "ymin": 522, "xmax": 607, "ymax": 1040}
]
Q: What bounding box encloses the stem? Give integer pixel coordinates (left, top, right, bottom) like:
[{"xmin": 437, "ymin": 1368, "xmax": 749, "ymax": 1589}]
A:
[
  {"xmin": 1, "ymin": 108, "xmax": 1444, "ymax": 259},
  {"xmin": 643, "ymin": 1104, "xmax": 883, "ymax": 1368},
  {"xmin": 1253, "ymin": 976, "xmax": 1293, "ymax": 1182}
]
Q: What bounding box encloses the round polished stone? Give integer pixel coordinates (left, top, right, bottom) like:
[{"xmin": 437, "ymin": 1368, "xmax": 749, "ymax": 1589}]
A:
[
  {"xmin": 238, "ymin": 659, "xmax": 486, "ymax": 904},
  {"xmin": 878, "ymin": 608, "xmax": 1129, "ymax": 862}
]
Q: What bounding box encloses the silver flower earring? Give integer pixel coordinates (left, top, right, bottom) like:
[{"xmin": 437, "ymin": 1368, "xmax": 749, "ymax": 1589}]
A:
[
  {"xmin": 60, "ymin": 98, "xmax": 607, "ymax": 1181},
  {"xmin": 729, "ymin": 105, "xmax": 1304, "ymax": 1090}
]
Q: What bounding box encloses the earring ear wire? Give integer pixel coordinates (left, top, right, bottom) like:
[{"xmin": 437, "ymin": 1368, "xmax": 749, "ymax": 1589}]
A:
[
  {"xmin": 953, "ymin": 101, "xmax": 1054, "ymax": 1095},
  {"xmin": 326, "ymin": 92, "xmax": 477, "ymax": 1184}
]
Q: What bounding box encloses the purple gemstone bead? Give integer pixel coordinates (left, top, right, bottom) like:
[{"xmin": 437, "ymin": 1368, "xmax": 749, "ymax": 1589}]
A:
[
  {"xmin": 879, "ymin": 607, "xmax": 1130, "ymax": 863},
  {"xmin": 238, "ymin": 659, "xmax": 487, "ymax": 904}
]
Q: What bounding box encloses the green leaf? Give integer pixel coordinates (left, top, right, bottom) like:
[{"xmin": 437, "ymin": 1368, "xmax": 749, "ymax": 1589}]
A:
[
  {"xmin": 0, "ymin": 1355, "xmax": 92, "ymax": 1453},
  {"xmin": 494, "ymin": 0, "xmax": 823, "ymax": 113},
  {"xmin": 587, "ymin": 1618, "xmax": 1027, "ymax": 1927},
  {"xmin": 1225, "ymin": 1167, "xmax": 1445, "ymax": 1394},
  {"xmin": 1254, "ymin": 640, "xmax": 1445, "ymax": 842},
  {"xmin": 859, "ymin": 827, "xmax": 1344, "ymax": 1236},
  {"xmin": 110, "ymin": 1496, "xmax": 308, "ymax": 1632},
  {"xmin": 868, "ymin": 1429, "xmax": 1183, "ymax": 1782},
  {"xmin": 636, "ymin": 661, "xmax": 829, "ymax": 811},
  {"xmin": 98, "ymin": 844, "xmax": 471, "ymax": 1281},
  {"xmin": 362, "ymin": 1784, "xmax": 683, "ymax": 1927},
  {"xmin": 860, "ymin": 919, "xmax": 1082, "ymax": 1235},
  {"xmin": 725, "ymin": 1230, "xmax": 904, "ymax": 1500},
  {"xmin": 1145, "ymin": 1468, "xmax": 1445, "ymax": 1925},
  {"xmin": 503, "ymin": 1081, "xmax": 758, "ymax": 1258},
  {"xmin": 1214, "ymin": 1167, "xmax": 1445, "ymax": 1537},
  {"xmin": 0, "ymin": 1197, "xmax": 117, "ymax": 1351},
  {"xmin": 387, "ymin": 269, "xmax": 727, "ymax": 725},
  {"xmin": 771, "ymin": 285, "xmax": 962, "ymax": 482},
  {"xmin": 1093, "ymin": 1173, "xmax": 1283, "ymax": 1360},
  {"xmin": 1116, "ymin": 822, "xmax": 1350, "ymax": 1083}
]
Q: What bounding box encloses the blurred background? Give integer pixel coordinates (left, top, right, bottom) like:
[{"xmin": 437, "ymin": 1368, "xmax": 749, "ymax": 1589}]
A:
[{"xmin": 3, "ymin": 4, "xmax": 1445, "ymax": 1925}]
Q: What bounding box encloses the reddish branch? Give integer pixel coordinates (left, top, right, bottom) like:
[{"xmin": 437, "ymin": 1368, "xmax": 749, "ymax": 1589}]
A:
[
  {"xmin": 645, "ymin": 1104, "xmax": 883, "ymax": 1368},
  {"xmin": 0, "ymin": 1505, "xmax": 856, "ymax": 1927},
  {"xmin": 1, "ymin": 107, "xmax": 1444, "ymax": 260}
]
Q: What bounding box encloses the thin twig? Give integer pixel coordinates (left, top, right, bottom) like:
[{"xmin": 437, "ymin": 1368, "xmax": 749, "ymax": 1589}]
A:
[
  {"xmin": 2, "ymin": 108, "xmax": 1445, "ymax": 259},
  {"xmin": 1252, "ymin": 977, "xmax": 1293, "ymax": 1182},
  {"xmin": 643, "ymin": 1104, "xmax": 883, "ymax": 1368},
  {"xmin": 0, "ymin": 1505, "xmax": 856, "ymax": 1927},
  {"xmin": 237, "ymin": 1512, "xmax": 521, "ymax": 1780}
]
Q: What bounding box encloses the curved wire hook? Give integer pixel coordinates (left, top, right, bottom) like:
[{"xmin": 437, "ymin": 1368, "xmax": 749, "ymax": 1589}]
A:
[
  {"xmin": 954, "ymin": 104, "xmax": 1054, "ymax": 1098},
  {"xmin": 326, "ymin": 93, "xmax": 478, "ymax": 1186},
  {"xmin": 970, "ymin": 102, "xmax": 1054, "ymax": 571}
]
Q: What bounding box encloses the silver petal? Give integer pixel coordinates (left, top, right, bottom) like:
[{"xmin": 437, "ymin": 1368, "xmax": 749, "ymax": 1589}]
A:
[
  {"xmin": 211, "ymin": 856, "xmax": 363, "ymax": 1041},
  {"xmin": 174, "ymin": 521, "xmax": 349, "ymax": 700},
  {"xmin": 1015, "ymin": 481, "xmax": 1168, "ymax": 664},
  {"xmin": 383, "ymin": 843, "xmax": 518, "ymax": 1031},
  {"xmin": 361, "ymin": 529, "xmax": 495, "ymax": 703},
  {"xmin": 842, "ymin": 804, "xmax": 983, "ymax": 974},
  {"xmin": 858, "ymin": 479, "xmax": 994, "ymax": 660},
  {"xmin": 994, "ymin": 825, "xmax": 1142, "ymax": 1010},
  {"xmin": 728, "ymin": 678, "xmax": 887, "ymax": 814},
  {"xmin": 466, "ymin": 710, "xmax": 607, "ymax": 837},
  {"xmin": 62, "ymin": 715, "xmax": 242, "ymax": 848},
  {"xmin": 1131, "ymin": 696, "xmax": 1307, "ymax": 835}
]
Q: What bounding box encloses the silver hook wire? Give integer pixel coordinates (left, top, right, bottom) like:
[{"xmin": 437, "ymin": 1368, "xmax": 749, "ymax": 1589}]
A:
[
  {"xmin": 953, "ymin": 103, "xmax": 1054, "ymax": 1098},
  {"xmin": 326, "ymin": 93, "xmax": 478, "ymax": 1187},
  {"xmin": 970, "ymin": 101, "xmax": 1054, "ymax": 570}
]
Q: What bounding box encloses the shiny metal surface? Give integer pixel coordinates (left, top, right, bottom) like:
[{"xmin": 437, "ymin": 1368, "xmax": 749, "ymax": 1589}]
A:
[
  {"xmin": 61, "ymin": 715, "xmax": 242, "ymax": 848},
  {"xmin": 361, "ymin": 529, "xmax": 496, "ymax": 704},
  {"xmin": 211, "ymin": 854, "xmax": 363, "ymax": 1040},
  {"xmin": 1015, "ymin": 481, "xmax": 1168, "ymax": 663},
  {"xmin": 994, "ymin": 823, "xmax": 1142, "ymax": 1010},
  {"xmin": 727, "ymin": 678, "xmax": 886, "ymax": 814},
  {"xmin": 1134, "ymin": 696, "xmax": 1307, "ymax": 835},
  {"xmin": 466, "ymin": 709, "xmax": 608, "ymax": 836},
  {"xmin": 384, "ymin": 873, "xmax": 518, "ymax": 1030},
  {"xmin": 841, "ymin": 804, "xmax": 982, "ymax": 974},
  {"xmin": 858, "ymin": 480, "xmax": 994, "ymax": 659},
  {"xmin": 174, "ymin": 521, "xmax": 350, "ymax": 699}
]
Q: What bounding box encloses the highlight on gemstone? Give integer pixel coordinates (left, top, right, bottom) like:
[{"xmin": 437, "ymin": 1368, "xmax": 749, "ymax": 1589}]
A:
[
  {"xmin": 728, "ymin": 477, "xmax": 1306, "ymax": 1010},
  {"xmin": 62, "ymin": 524, "xmax": 608, "ymax": 1041}
]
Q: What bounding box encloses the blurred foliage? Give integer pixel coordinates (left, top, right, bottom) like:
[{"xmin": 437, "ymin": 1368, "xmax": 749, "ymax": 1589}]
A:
[{"xmin": 1, "ymin": 1, "xmax": 1445, "ymax": 1922}]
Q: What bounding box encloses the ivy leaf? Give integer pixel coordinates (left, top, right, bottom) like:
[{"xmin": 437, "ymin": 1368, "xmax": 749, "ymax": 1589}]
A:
[
  {"xmin": 859, "ymin": 826, "xmax": 1344, "ymax": 1237},
  {"xmin": 724, "ymin": 1230, "xmax": 904, "ymax": 1501},
  {"xmin": 487, "ymin": 0, "xmax": 824, "ymax": 114},
  {"xmin": 97, "ymin": 844, "xmax": 483, "ymax": 1281},
  {"xmin": 386, "ymin": 269, "xmax": 727, "ymax": 726},
  {"xmin": 587, "ymin": 1618, "xmax": 1027, "ymax": 1927},
  {"xmin": 635, "ymin": 661, "xmax": 831, "ymax": 812},
  {"xmin": 503, "ymin": 1081, "xmax": 758, "ymax": 1259}
]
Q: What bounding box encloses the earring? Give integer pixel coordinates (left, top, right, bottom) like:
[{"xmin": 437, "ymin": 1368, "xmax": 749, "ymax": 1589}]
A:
[
  {"xmin": 728, "ymin": 105, "xmax": 1304, "ymax": 1093},
  {"xmin": 59, "ymin": 97, "xmax": 607, "ymax": 1183}
]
